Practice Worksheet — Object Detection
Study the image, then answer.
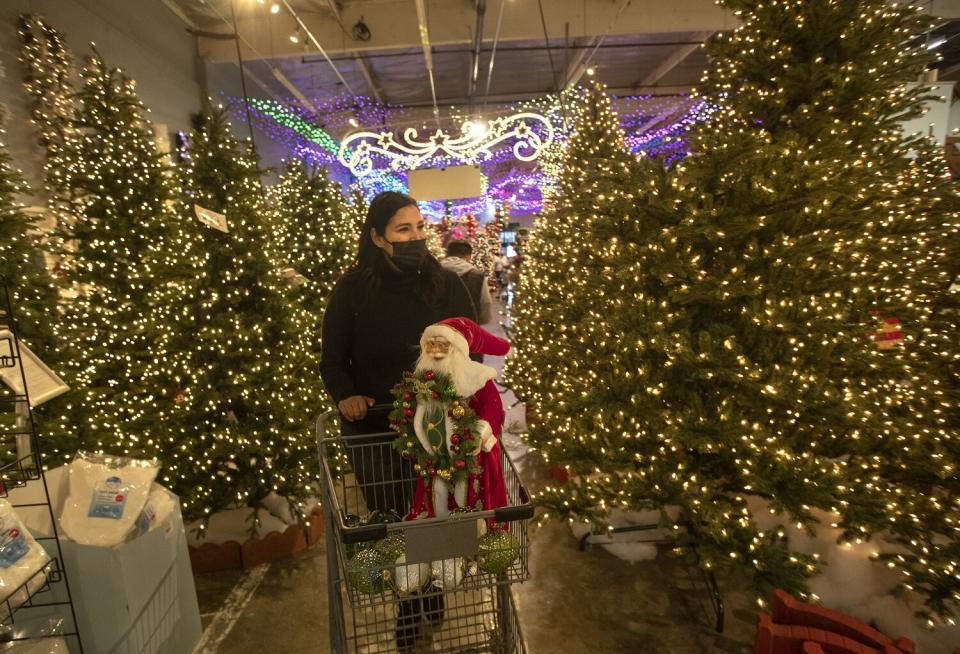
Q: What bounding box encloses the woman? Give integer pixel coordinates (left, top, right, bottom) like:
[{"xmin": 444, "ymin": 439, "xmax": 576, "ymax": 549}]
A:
[{"xmin": 320, "ymin": 191, "xmax": 475, "ymax": 650}]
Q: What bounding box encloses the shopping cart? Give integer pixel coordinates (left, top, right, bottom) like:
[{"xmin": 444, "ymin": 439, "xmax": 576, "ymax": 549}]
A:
[{"xmin": 317, "ymin": 406, "xmax": 532, "ymax": 653}]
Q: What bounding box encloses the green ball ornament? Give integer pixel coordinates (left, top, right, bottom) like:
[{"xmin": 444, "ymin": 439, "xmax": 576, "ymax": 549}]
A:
[
  {"xmin": 344, "ymin": 514, "xmax": 368, "ymax": 557},
  {"xmin": 393, "ymin": 400, "xmax": 403, "ymax": 409},
  {"xmin": 443, "ymin": 387, "xmax": 457, "ymax": 399},
  {"xmin": 348, "ymin": 548, "xmax": 391, "ymax": 595},
  {"xmin": 376, "ymin": 532, "xmax": 405, "ymax": 561},
  {"xmin": 367, "ymin": 509, "xmax": 402, "ymax": 524},
  {"xmin": 477, "ymin": 531, "xmax": 520, "ymax": 575}
]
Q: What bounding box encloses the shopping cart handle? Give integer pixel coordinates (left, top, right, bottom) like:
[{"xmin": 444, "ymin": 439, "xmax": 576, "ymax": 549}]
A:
[
  {"xmin": 341, "ymin": 522, "xmax": 388, "ymax": 544},
  {"xmin": 493, "ymin": 503, "xmax": 534, "ymax": 523}
]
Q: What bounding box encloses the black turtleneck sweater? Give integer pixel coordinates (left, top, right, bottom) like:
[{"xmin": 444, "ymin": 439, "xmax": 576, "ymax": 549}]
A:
[{"xmin": 320, "ymin": 266, "xmax": 477, "ymax": 429}]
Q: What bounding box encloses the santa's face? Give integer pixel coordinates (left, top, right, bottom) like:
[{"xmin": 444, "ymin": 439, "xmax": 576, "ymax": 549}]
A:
[
  {"xmin": 423, "ymin": 336, "xmax": 451, "ymax": 362},
  {"xmin": 416, "ymin": 336, "xmax": 467, "ymax": 380}
]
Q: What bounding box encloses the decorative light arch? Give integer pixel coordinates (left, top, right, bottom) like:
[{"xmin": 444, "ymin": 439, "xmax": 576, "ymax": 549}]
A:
[{"xmin": 338, "ymin": 112, "xmax": 555, "ymax": 177}]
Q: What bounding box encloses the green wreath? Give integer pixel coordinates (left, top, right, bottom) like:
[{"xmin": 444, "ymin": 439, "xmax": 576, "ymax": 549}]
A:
[{"xmin": 389, "ymin": 369, "xmax": 481, "ymax": 487}]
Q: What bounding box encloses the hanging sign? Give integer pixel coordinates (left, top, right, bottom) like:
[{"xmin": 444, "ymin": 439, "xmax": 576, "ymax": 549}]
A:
[
  {"xmin": 408, "ymin": 165, "xmax": 482, "ymax": 201},
  {"xmin": 279, "ymin": 267, "xmax": 309, "ymax": 287},
  {"xmin": 0, "ymin": 330, "xmax": 69, "ymax": 406},
  {"xmin": 193, "ymin": 205, "xmax": 229, "ymax": 233}
]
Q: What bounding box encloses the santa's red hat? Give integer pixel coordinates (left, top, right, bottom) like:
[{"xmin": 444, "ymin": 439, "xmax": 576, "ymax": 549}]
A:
[{"xmin": 420, "ymin": 317, "xmax": 510, "ymax": 358}]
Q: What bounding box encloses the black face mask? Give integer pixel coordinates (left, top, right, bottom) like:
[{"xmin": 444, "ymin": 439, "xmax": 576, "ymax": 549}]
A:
[{"xmin": 388, "ymin": 238, "xmax": 428, "ymax": 271}]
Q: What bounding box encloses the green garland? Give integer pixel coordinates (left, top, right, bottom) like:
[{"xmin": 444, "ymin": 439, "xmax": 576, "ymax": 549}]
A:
[{"xmin": 389, "ymin": 370, "xmax": 481, "ymax": 487}]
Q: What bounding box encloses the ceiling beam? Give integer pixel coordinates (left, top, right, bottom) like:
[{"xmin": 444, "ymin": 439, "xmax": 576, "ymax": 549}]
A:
[
  {"xmin": 160, "ymin": 0, "xmax": 316, "ymax": 112},
  {"xmin": 467, "ymin": 0, "xmax": 487, "ymax": 112},
  {"xmin": 271, "ymin": 67, "xmax": 320, "ymax": 112},
  {"xmin": 414, "ymin": 0, "xmax": 440, "ymax": 119},
  {"xmin": 634, "ymin": 30, "xmax": 713, "ymax": 88},
  {"xmin": 321, "ymin": 0, "xmax": 383, "ymax": 102},
  {"xmin": 562, "ymin": 36, "xmax": 595, "ymax": 89},
  {"xmin": 395, "ymin": 84, "xmax": 695, "ymax": 107},
  {"xmin": 197, "ymin": 0, "xmax": 734, "ymax": 64}
]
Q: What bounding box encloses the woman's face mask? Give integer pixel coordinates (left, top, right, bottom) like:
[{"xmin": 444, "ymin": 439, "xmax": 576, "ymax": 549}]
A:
[{"xmin": 388, "ymin": 238, "xmax": 428, "ymax": 271}]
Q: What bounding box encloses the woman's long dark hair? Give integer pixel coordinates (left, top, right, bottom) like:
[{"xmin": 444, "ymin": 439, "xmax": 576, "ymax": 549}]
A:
[{"xmin": 349, "ymin": 191, "xmax": 445, "ymax": 304}]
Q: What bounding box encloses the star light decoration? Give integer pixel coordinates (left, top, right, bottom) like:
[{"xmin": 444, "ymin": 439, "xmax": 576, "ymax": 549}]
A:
[{"xmin": 338, "ymin": 112, "xmax": 556, "ymax": 176}]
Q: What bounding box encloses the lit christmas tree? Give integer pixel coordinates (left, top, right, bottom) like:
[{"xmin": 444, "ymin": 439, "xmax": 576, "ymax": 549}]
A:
[
  {"xmin": 144, "ymin": 109, "xmax": 323, "ymax": 525},
  {"xmin": 18, "ymin": 14, "xmax": 75, "ymax": 198},
  {"xmin": 14, "ymin": 14, "xmax": 74, "ymax": 363},
  {"xmin": 25, "ymin": 48, "xmax": 199, "ymax": 460},
  {"xmin": 267, "ymin": 160, "xmax": 358, "ymax": 312},
  {"xmin": 861, "ymin": 139, "xmax": 960, "ymax": 622},
  {"xmin": 508, "ymin": 0, "xmax": 960, "ymax": 617},
  {"xmin": 0, "ymin": 116, "xmax": 58, "ymax": 359}
]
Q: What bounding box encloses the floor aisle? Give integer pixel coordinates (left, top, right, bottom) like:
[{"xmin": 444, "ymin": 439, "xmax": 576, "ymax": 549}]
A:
[{"xmin": 192, "ymin": 301, "xmax": 759, "ymax": 653}]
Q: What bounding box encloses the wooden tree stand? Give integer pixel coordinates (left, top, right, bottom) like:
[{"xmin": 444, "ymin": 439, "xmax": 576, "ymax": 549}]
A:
[{"xmin": 189, "ymin": 506, "xmax": 325, "ymax": 573}]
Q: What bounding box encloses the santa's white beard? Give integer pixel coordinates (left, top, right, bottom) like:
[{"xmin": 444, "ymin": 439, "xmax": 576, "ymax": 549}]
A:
[{"xmin": 415, "ymin": 349, "xmax": 497, "ymax": 398}]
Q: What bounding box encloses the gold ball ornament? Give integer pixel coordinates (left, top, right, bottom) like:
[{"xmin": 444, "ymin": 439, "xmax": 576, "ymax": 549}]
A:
[{"xmin": 451, "ymin": 405, "xmax": 465, "ymax": 419}]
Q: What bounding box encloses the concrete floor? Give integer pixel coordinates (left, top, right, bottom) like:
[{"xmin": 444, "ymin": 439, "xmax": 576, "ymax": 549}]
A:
[{"xmin": 192, "ymin": 302, "xmax": 760, "ymax": 653}]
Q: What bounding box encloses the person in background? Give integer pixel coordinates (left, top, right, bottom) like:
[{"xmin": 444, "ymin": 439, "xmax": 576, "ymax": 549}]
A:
[
  {"xmin": 440, "ymin": 239, "xmax": 492, "ymax": 324},
  {"xmin": 492, "ymin": 251, "xmax": 510, "ymax": 298},
  {"xmin": 320, "ymin": 191, "xmax": 476, "ymax": 651}
]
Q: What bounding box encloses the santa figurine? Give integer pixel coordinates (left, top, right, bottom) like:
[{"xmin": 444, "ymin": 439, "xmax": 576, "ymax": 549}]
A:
[{"xmin": 402, "ymin": 317, "xmax": 510, "ymax": 523}]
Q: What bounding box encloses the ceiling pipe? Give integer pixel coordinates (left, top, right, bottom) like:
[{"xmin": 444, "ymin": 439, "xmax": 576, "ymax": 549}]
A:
[
  {"xmin": 467, "ymin": 0, "xmax": 487, "ymax": 115},
  {"xmin": 278, "ymin": 0, "xmax": 357, "ymax": 96},
  {"xmin": 413, "ymin": 0, "xmax": 441, "ymax": 122},
  {"xmin": 480, "ymin": 0, "xmax": 507, "ymax": 112}
]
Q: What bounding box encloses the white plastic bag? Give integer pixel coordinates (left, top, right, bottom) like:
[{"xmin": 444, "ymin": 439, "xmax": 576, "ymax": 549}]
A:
[
  {"xmin": 60, "ymin": 452, "xmax": 159, "ymax": 547},
  {"xmin": 3, "ymin": 637, "xmax": 69, "ymax": 653},
  {"xmin": 136, "ymin": 485, "xmax": 178, "ymax": 538},
  {"xmin": 0, "ymin": 499, "xmax": 51, "ymax": 620}
]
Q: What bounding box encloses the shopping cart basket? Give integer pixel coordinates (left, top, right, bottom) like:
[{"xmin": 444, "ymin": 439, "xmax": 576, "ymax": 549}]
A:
[{"xmin": 317, "ymin": 406, "xmax": 532, "ymax": 653}]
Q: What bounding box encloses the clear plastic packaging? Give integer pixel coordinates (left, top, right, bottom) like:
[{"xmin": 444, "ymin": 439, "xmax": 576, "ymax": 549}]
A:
[
  {"xmin": 135, "ymin": 485, "xmax": 177, "ymax": 538},
  {"xmin": 59, "ymin": 452, "xmax": 159, "ymax": 547},
  {"xmin": 0, "ymin": 499, "xmax": 51, "ymax": 620},
  {"xmin": 2, "ymin": 638, "xmax": 68, "ymax": 653}
]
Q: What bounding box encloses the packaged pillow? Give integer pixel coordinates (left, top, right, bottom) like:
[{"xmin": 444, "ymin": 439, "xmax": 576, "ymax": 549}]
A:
[
  {"xmin": 3, "ymin": 638, "xmax": 69, "ymax": 653},
  {"xmin": 0, "ymin": 499, "xmax": 51, "ymax": 621},
  {"xmin": 59, "ymin": 452, "xmax": 159, "ymax": 547},
  {"xmin": 136, "ymin": 485, "xmax": 178, "ymax": 538}
]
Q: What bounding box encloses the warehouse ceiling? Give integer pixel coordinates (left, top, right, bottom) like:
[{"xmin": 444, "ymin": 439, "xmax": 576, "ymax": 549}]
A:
[{"xmin": 160, "ymin": 0, "xmax": 960, "ymax": 135}]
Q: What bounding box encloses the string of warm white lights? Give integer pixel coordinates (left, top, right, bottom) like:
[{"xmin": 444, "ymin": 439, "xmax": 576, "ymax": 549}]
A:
[{"xmin": 505, "ymin": 0, "xmax": 960, "ymax": 625}]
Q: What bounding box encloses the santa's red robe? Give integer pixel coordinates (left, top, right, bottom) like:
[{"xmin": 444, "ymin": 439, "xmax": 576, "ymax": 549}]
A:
[{"xmin": 406, "ymin": 378, "xmax": 509, "ymax": 526}]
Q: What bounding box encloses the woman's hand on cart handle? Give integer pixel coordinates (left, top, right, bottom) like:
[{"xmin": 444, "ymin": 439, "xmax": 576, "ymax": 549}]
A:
[{"xmin": 338, "ymin": 395, "xmax": 375, "ymax": 421}]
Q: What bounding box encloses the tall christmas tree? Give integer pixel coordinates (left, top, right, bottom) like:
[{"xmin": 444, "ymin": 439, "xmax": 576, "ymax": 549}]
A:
[
  {"xmin": 863, "ymin": 140, "xmax": 960, "ymax": 621},
  {"xmin": 14, "ymin": 15, "xmax": 74, "ymax": 370},
  {"xmin": 0, "ymin": 114, "xmax": 61, "ymax": 469},
  {"xmin": 508, "ymin": 0, "xmax": 960, "ymax": 618},
  {"xmin": 25, "ymin": 47, "xmax": 199, "ymax": 460},
  {"xmin": 0, "ymin": 115, "xmax": 58, "ymax": 359},
  {"xmin": 267, "ymin": 161, "xmax": 357, "ymax": 311},
  {"xmin": 142, "ymin": 110, "xmax": 322, "ymax": 524},
  {"xmin": 18, "ymin": 14, "xmax": 75, "ymax": 199}
]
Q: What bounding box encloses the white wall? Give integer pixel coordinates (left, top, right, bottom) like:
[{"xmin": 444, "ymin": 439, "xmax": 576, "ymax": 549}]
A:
[
  {"xmin": 901, "ymin": 81, "xmax": 955, "ymax": 144},
  {"xmin": 0, "ymin": 0, "xmax": 203, "ymax": 196}
]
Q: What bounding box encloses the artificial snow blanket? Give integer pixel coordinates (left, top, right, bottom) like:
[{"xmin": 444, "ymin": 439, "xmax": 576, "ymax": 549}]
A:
[
  {"xmin": 59, "ymin": 452, "xmax": 158, "ymax": 547},
  {"xmin": 0, "ymin": 499, "xmax": 51, "ymax": 621}
]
